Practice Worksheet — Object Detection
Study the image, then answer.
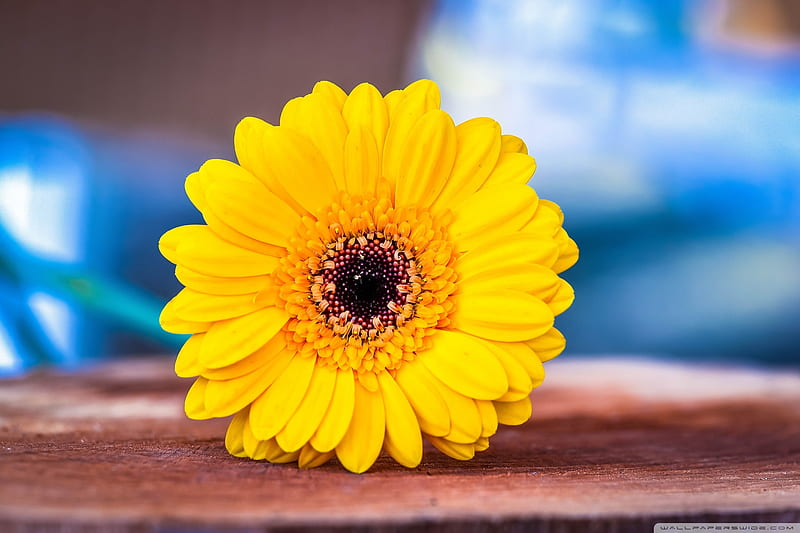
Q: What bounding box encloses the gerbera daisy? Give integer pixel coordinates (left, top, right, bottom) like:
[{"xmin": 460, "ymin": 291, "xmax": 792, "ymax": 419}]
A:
[{"xmin": 159, "ymin": 79, "xmax": 578, "ymax": 473}]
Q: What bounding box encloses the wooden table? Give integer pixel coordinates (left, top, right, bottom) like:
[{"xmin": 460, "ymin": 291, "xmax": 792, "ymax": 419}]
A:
[{"xmin": 1, "ymin": 356, "xmax": 799, "ymax": 532}]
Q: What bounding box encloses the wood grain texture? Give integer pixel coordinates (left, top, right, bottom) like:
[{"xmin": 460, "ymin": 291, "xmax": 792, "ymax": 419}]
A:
[{"xmin": 1, "ymin": 357, "xmax": 799, "ymax": 532}]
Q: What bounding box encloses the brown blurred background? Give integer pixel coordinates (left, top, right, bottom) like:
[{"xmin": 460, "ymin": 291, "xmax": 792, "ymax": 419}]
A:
[{"xmin": 0, "ymin": 0, "xmax": 432, "ymax": 143}]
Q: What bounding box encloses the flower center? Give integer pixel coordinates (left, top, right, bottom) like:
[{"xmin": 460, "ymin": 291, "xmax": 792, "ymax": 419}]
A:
[
  {"xmin": 280, "ymin": 195, "xmax": 458, "ymax": 373},
  {"xmin": 313, "ymin": 237, "xmax": 415, "ymax": 338}
]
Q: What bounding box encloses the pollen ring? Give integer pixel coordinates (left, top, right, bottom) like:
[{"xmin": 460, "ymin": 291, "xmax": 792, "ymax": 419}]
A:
[{"xmin": 276, "ymin": 194, "xmax": 458, "ymax": 374}]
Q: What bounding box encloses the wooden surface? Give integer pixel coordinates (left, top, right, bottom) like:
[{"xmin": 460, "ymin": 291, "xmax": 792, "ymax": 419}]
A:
[{"xmin": 1, "ymin": 357, "xmax": 799, "ymax": 532}]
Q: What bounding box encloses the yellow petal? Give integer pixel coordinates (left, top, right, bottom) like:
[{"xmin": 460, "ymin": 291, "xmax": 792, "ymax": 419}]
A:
[
  {"xmin": 544, "ymin": 278, "xmax": 575, "ymax": 316},
  {"xmin": 199, "ymin": 306, "xmax": 289, "ymax": 368},
  {"xmin": 378, "ymin": 371, "xmax": 422, "ymax": 468},
  {"xmin": 383, "ymin": 89, "xmax": 403, "ymax": 120},
  {"xmin": 525, "ymin": 327, "xmax": 566, "ymax": 362},
  {"xmin": 539, "ymin": 199, "xmax": 564, "ymax": 224},
  {"xmin": 158, "ymin": 224, "xmax": 187, "ymax": 265},
  {"xmin": 253, "ymin": 281, "xmax": 280, "ymax": 307},
  {"xmin": 162, "ymin": 288, "xmax": 261, "ymax": 323},
  {"xmin": 184, "ymin": 377, "xmax": 213, "ymax": 420},
  {"xmin": 262, "ymin": 126, "xmax": 338, "ymax": 215},
  {"xmin": 475, "ymin": 400, "xmax": 498, "ymax": 438},
  {"xmin": 382, "ymin": 80, "xmax": 440, "ymax": 187},
  {"xmin": 185, "ymin": 163, "xmax": 280, "ymax": 258},
  {"xmin": 481, "ymin": 152, "xmax": 537, "ymax": 189},
  {"xmin": 160, "ymin": 225, "xmax": 280, "ymax": 277},
  {"xmin": 552, "ymin": 229, "xmax": 579, "ymax": 274},
  {"xmin": 450, "ymin": 185, "xmax": 539, "ymax": 252},
  {"xmin": 432, "ymin": 117, "xmax": 502, "ymax": 212},
  {"xmin": 276, "ymin": 364, "xmax": 337, "ymax": 453},
  {"xmin": 475, "ymin": 436, "xmax": 490, "ymax": 452},
  {"xmin": 184, "ymin": 170, "xmax": 207, "ymax": 213},
  {"xmin": 279, "ymin": 93, "xmax": 347, "ymax": 189},
  {"xmin": 401, "ymin": 79, "xmax": 441, "ymax": 103},
  {"xmin": 492, "ymin": 342, "xmax": 545, "ymax": 387},
  {"xmin": 357, "ymin": 370, "xmax": 378, "ymax": 392},
  {"xmin": 420, "ymin": 330, "xmax": 508, "ymax": 400},
  {"xmin": 343, "ymin": 82, "xmax": 389, "ymax": 160},
  {"xmin": 225, "ymin": 408, "xmax": 249, "ymax": 457},
  {"xmin": 343, "ymin": 126, "xmax": 380, "ymax": 197},
  {"xmin": 159, "ymin": 312, "xmax": 210, "ymax": 335},
  {"xmin": 483, "ymin": 341, "xmax": 533, "ymax": 402},
  {"xmin": 335, "ymin": 382, "xmax": 385, "ymax": 473},
  {"xmin": 394, "ymin": 360, "xmax": 451, "ymax": 437},
  {"xmin": 521, "ymin": 201, "xmax": 560, "ymax": 238},
  {"xmin": 175, "ymin": 266, "xmax": 269, "ymax": 296},
  {"xmin": 298, "ymin": 444, "xmax": 335, "ymax": 469},
  {"xmin": 233, "ymin": 117, "xmax": 309, "ymax": 217},
  {"xmin": 501, "ymin": 134, "xmax": 528, "ymax": 154},
  {"xmin": 157, "ymin": 295, "xmax": 216, "ymax": 335},
  {"xmin": 202, "ymin": 207, "xmax": 285, "ymax": 257},
  {"xmin": 205, "ymin": 170, "xmax": 302, "ymax": 248},
  {"xmin": 242, "ymin": 415, "xmax": 268, "ymax": 459},
  {"xmin": 204, "ymin": 361, "xmax": 277, "ymax": 418},
  {"xmin": 427, "ymin": 436, "xmax": 475, "ymax": 461},
  {"xmin": 233, "ymin": 117, "xmax": 272, "ymax": 185},
  {"xmin": 268, "ymin": 451, "xmax": 301, "ymax": 464},
  {"xmin": 261, "ymin": 437, "xmax": 300, "ymax": 464},
  {"xmin": 201, "ymin": 333, "xmax": 286, "ymax": 380},
  {"xmin": 196, "ymin": 158, "xmax": 252, "ymax": 186},
  {"xmin": 249, "ymin": 353, "xmax": 317, "ymax": 440},
  {"xmin": 215, "ymin": 344, "xmax": 293, "ymax": 407},
  {"xmin": 451, "ymin": 288, "xmax": 554, "ymax": 342},
  {"xmin": 312, "ymin": 80, "xmax": 347, "ymax": 110},
  {"xmin": 394, "ymin": 109, "xmax": 456, "ymax": 209},
  {"xmin": 456, "ymin": 233, "xmax": 560, "ymax": 273},
  {"xmin": 311, "ymin": 368, "xmax": 356, "ymax": 453},
  {"xmin": 175, "ymin": 333, "xmax": 205, "ymax": 378},
  {"xmin": 458, "ymin": 262, "xmax": 561, "ymax": 299},
  {"xmin": 494, "ymin": 396, "xmax": 532, "ymax": 426},
  {"xmin": 429, "ymin": 377, "xmax": 482, "ymax": 444}
]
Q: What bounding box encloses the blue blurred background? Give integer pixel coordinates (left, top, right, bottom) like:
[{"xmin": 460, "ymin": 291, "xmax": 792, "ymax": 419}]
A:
[{"xmin": 1, "ymin": 0, "xmax": 798, "ymax": 375}]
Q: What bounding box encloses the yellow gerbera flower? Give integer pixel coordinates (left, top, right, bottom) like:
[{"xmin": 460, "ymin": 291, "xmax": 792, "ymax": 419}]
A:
[{"xmin": 159, "ymin": 79, "xmax": 578, "ymax": 473}]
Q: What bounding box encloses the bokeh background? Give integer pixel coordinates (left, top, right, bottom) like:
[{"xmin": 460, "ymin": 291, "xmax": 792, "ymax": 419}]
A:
[{"xmin": 1, "ymin": 0, "xmax": 798, "ymax": 375}]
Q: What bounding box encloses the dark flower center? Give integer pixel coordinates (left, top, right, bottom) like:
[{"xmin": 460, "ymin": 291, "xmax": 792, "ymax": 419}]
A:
[{"xmin": 317, "ymin": 238, "xmax": 411, "ymax": 330}]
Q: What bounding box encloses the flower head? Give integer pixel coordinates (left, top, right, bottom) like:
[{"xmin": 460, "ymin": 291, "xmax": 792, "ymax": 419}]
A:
[{"xmin": 159, "ymin": 80, "xmax": 578, "ymax": 472}]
